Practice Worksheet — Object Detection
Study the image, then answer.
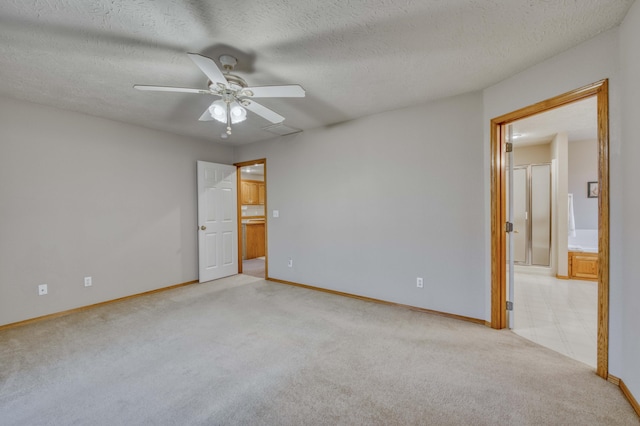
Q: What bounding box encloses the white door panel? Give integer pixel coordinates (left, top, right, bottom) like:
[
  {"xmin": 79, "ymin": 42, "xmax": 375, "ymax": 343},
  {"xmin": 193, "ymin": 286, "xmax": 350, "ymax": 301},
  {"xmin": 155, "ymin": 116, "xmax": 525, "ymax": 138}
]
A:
[{"xmin": 198, "ymin": 161, "xmax": 238, "ymax": 282}]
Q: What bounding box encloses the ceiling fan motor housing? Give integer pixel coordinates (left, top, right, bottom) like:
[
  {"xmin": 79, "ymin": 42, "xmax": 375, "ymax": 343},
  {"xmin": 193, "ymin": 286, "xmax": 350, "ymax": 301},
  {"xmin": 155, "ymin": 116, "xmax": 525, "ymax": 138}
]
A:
[{"xmin": 224, "ymin": 74, "xmax": 248, "ymax": 89}]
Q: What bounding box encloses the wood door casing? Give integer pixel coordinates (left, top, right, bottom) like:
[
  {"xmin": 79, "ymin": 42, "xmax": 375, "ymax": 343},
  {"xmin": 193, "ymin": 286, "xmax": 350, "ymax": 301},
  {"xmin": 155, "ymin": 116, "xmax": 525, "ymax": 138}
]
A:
[{"xmin": 490, "ymin": 80, "xmax": 609, "ymax": 379}]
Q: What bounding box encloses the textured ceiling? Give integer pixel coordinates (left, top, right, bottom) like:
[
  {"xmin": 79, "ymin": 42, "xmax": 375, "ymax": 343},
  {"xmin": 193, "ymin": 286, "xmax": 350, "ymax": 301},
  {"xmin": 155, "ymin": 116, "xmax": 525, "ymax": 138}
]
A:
[
  {"xmin": 0, "ymin": 0, "xmax": 633, "ymax": 145},
  {"xmin": 512, "ymin": 96, "xmax": 598, "ymax": 147}
]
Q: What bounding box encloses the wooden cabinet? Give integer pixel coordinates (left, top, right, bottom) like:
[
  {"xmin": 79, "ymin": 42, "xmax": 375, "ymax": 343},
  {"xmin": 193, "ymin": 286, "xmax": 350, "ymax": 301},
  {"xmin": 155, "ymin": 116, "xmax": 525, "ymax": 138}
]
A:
[
  {"xmin": 258, "ymin": 183, "xmax": 265, "ymax": 205},
  {"xmin": 241, "ymin": 180, "xmax": 265, "ymax": 205},
  {"xmin": 245, "ymin": 223, "xmax": 265, "ymax": 259},
  {"xmin": 241, "ymin": 181, "xmax": 257, "ymax": 205},
  {"xmin": 568, "ymin": 251, "xmax": 598, "ymax": 281}
]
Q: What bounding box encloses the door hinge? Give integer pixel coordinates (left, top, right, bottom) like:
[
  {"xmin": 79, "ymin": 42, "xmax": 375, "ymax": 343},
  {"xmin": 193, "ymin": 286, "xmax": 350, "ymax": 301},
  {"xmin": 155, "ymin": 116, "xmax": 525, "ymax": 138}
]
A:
[
  {"xmin": 505, "ymin": 142, "xmax": 513, "ymax": 152},
  {"xmin": 505, "ymin": 222, "xmax": 513, "ymax": 233},
  {"xmin": 506, "ymin": 301, "xmax": 513, "ymax": 311}
]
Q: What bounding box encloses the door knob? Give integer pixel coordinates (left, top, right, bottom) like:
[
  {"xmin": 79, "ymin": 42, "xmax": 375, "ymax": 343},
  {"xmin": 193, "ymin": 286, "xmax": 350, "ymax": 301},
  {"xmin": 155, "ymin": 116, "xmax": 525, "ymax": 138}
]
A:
[{"xmin": 200, "ymin": 225, "xmax": 206, "ymax": 230}]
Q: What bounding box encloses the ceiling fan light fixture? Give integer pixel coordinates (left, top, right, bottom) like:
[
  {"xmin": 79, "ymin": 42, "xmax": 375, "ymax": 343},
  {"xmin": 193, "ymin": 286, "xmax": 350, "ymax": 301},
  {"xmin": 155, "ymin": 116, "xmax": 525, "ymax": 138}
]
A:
[
  {"xmin": 136, "ymin": 53, "xmax": 305, "ymax": 137},
  {"xmin": 209, "ymin": 100, "xmax": 227, "ymax": 123},
  {"xmin": 230, "ymin": 103, "xmax": 247, "ymax": 123},
  {"xmin": 209, "ymin": 100, "xmax": 246, "ymax": 124}
]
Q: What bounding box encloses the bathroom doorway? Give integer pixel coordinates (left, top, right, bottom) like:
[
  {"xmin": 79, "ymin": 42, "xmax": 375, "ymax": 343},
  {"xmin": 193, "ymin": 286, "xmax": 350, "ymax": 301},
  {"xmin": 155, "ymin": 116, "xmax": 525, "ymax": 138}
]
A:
[
  {"xmin": 491, "ymin": 80, "xmax": 610, "ymax": 378},
  {"xmin": 507, "ymin": 98, "xmax": 599, "ymax": 367}
]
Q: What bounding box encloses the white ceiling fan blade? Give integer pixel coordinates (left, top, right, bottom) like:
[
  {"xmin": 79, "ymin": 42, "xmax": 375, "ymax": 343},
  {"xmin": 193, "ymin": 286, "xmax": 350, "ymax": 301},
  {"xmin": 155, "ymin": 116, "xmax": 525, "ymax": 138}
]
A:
[
  {"xmin": 243, "ymin": 100, "xmax": 285, "ymax": 123},
  {"xmin": 133, "ymin": 85, "xmax": 209, "ymax": 94},
  {"xmin": 187, "ymin": 53, "xmax": 228, "ymax": 87},
  {"xmin": 242, "ymin": 85, "xmax": 305, "ymax": 98},
  {"xmin": 198, "ymin": 108, "xmax": 214, "ymax": 121}
]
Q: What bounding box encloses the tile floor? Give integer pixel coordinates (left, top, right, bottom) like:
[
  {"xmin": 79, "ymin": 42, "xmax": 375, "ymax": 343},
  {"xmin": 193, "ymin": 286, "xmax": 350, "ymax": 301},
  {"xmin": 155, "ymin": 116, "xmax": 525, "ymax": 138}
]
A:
[{"xmin": 512, "ymin": 271, "xmax": 597, "ymax": 368}]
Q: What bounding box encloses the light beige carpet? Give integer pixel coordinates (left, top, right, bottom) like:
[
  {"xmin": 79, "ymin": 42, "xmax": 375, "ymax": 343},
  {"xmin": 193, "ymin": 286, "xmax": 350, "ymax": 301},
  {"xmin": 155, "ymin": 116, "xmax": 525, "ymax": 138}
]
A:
[{"xmin": 1, "ymin": 274, "xmax": 637, "ymax": 425}]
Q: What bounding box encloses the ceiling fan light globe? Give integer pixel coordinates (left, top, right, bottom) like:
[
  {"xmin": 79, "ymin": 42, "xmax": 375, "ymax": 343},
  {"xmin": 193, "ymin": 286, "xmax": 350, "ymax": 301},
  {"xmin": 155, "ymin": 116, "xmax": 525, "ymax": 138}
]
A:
[
  {"xmin": 208, "ymin": 101, "xmax": 227, "ymax": 123},
  {"xmin": 230, "ymin": 105, "xmax": 247, "ymax": 124}
]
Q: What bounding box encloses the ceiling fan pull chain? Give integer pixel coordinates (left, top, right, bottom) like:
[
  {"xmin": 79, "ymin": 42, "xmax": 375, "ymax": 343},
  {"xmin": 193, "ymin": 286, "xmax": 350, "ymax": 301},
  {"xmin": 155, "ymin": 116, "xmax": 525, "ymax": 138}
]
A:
[{"xmin": 226, "ymin": 101, "xmax": 232, "ymax": 135}]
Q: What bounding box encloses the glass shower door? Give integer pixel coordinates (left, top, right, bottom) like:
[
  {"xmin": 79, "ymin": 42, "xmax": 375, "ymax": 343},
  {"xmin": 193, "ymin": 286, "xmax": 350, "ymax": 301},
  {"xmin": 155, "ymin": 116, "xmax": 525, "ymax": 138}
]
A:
[
  {"xmin": 512, "ymin": 167, "xmax": 528, "ymax": 264},
  {"xmin": 530, "ymin": 164, "xmax": 551, "ymax": 266}
]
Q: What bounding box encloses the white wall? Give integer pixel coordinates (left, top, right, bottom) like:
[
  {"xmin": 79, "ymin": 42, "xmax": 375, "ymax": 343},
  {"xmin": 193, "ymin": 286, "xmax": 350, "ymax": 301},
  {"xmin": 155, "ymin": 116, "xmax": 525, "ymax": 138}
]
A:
[
  {"xmin": 620, "ymin": 0, "xmax": 640, "ymax": 404},
  {"xmin": 240, "ymin": 172, "xmax": 264, "ymax": 181},
  {"xmin": 241, "ymin": 205, "xmax": 265, "ymax": 217},
  {"xmin": 513, "ymin": 143, "xmax": 551, "ymax": 166},
  {"xmin": 0, "ymin": 97, "xmax": 233, "ymax": 326},
  {"xmin": 236, "ymin": 92, "xmax": 486, "ymax": 319},
  {"xmin": 568, "ymin": 139, "xmax": 598, "ymax": 229},
  {"xmin": 483, "ymin": 28, "xmax": 623, "ymax": 375}
]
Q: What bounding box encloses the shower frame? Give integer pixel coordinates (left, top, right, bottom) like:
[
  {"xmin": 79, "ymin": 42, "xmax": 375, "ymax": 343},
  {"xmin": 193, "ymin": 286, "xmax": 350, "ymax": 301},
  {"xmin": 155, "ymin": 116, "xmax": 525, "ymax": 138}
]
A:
[{"xmin": 511, "ymin": 162, "xmax": 552, "ymax": 267}]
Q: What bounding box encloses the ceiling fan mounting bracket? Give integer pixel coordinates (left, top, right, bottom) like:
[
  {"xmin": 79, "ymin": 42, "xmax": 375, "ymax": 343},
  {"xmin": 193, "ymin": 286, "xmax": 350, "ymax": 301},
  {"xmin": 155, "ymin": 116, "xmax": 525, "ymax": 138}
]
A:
[{"xmin": 219, "ymin": 54, "xmax": 238, "ymax": 71}]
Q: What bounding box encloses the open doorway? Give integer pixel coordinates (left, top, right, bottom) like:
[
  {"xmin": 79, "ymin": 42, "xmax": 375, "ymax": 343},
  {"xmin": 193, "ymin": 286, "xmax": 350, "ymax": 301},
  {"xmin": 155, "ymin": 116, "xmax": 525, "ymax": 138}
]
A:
[
  {"xmin": 508, "ymin": 97, "xmax": 599, "ymax": 367},
  {"xmin": 236, "ymin": 159, "xmax": 267, "ymax": 279},
  {"xmin": 491, "ymin": 80, "xmax": 610, "ymax": 379}
]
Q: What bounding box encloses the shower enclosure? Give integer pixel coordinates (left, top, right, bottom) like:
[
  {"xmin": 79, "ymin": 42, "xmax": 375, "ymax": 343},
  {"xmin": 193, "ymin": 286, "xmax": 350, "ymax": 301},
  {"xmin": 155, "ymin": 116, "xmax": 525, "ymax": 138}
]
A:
[{"xmin": 509, "ymin": 163, "xmax": 552, "ymax": 266}]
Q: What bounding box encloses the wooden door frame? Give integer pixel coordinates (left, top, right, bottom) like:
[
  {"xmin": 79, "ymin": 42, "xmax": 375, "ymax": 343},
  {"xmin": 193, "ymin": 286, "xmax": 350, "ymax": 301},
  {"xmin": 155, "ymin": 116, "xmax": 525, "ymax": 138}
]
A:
[
  {"xmin": 490, "ymin": 80, "xmax": 610, "ymax": 379},
  {"xmin": 235, "ymin": 158, "xmax": 268, "ymax": 277}
]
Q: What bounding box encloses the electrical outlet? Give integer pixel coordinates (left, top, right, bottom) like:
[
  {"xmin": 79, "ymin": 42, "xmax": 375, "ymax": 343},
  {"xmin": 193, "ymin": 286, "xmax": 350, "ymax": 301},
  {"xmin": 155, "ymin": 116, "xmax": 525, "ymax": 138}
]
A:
[
  {"xmin": 38, "ymin": 284, "xmax": 48, "ymax": 295},
  {"xmin": 84, "ymin": 276, "xmax": 92, "ymax": 287},
  {"xmin": 287, "ymin": 258, "xmax": 293, "ymax": 268},
  {"xmin": 416, "ymin": 277, "xmax": 424, "ymax": 288}
]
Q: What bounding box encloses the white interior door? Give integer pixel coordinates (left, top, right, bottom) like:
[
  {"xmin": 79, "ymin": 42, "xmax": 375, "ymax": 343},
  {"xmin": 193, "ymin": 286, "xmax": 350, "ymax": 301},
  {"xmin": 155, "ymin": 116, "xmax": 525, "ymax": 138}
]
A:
[{"xmin": 197, "ymin": 161, "xmax": 238, "ymax": 282}]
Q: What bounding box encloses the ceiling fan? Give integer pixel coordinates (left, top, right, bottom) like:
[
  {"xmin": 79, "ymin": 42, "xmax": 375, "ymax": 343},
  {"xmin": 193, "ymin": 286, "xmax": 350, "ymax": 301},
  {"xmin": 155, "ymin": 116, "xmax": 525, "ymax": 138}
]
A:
[{"xmin": 134, "ymin": 53, "xmax": 305, "ymax": 136}]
